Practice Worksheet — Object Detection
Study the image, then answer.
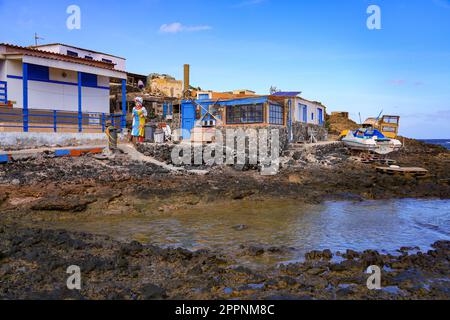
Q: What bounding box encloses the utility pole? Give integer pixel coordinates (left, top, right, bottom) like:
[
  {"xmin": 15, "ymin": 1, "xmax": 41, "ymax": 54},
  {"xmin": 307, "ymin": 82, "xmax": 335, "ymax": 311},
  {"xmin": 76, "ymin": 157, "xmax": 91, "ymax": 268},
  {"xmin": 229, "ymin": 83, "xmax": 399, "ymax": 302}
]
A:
[{"xmin": 34, "ymin": 33, "xmax": 44, "ymax": 46}]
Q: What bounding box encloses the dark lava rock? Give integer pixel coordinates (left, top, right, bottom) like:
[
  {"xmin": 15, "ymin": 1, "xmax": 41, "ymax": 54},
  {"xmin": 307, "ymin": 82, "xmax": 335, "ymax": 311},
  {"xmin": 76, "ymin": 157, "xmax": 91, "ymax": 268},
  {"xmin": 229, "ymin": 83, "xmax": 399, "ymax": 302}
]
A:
[
  {"xmin": 360, "ymin": 251, "xmax": 384, "ymax": 268},
  {"xmin": 264, "ymin": 294, "xmax": 313, "ymax": 300},
  {"xmin": 0, "ymin": 192, "xmax": 8, "ymax": 205},
  {"xmin": 187, "ymin": 264, "xmax": 203, "ymax": 276},
  {"xmin": 115, "ymin": 256, "xmax": 129, "ymax": 270},
  {"xmin": 232, "ymin": 266, "xmax": 255, "ymax": 275},
  {"xmin": 432, "ymin": 240, "xmax": 450, "ymax": 251},
  {"xmin": 232, "ymin": 191, "xmax": 255, "ymax": 200},
  {"xmin": 31, "ymin": 196, "xmax": 97, "ymax": 212},
  {"xmin": 140, "ymin": 284, "xmax": 167, "ymax": 300},
  {"xmin": 322, "ymin": 249, "xmax": 333, "ymax": 260},
  {"xmin": 247, "ymin": 246, "xmax": 265, "ymax": 256},
  {"xmin": 329, "ymin": 263, "xmax": 347, "ymax": 272},
  {"xmin": 343, "ymin": 249, "xmax": 360, "ymax": 260},
  {"xmin": 336, "ymin": 286, "xmax": 355, "ymax": 297},
  {"xmin": 305, "ymin": 250, "xmax": 326, "ymax": 260},
  {"xmin": 119, "ymin": 241, "xmax": 143, "ymax": 255}
]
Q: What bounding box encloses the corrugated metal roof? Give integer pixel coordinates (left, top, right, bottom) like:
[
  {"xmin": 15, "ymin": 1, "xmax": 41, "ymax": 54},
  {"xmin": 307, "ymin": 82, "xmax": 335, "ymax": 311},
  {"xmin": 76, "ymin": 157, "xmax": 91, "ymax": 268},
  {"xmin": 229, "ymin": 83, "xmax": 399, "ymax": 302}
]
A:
[
  {"xmin": 183, "ymin": 96, "xmax": 281, "ymax": 106},
  {"xmin": 271, "ymin": 91, "xmax": 302, "ymax": 97}
]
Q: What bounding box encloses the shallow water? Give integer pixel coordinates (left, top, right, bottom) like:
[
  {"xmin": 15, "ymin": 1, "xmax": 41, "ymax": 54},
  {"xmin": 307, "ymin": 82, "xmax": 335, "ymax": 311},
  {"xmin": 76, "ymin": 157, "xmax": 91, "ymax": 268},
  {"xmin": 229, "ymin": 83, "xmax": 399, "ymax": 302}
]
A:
[{"xmin": 41, "ymin": 199, "xmax": 450, "ymax": 266}]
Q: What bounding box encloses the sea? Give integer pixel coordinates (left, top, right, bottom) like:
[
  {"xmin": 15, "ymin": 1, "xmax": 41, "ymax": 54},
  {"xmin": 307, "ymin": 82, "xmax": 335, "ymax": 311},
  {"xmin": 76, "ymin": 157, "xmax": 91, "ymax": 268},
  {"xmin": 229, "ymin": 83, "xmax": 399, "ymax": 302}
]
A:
[{"xmin": 420, "ymin": 139, "xmax": 450, "ymax": 150}]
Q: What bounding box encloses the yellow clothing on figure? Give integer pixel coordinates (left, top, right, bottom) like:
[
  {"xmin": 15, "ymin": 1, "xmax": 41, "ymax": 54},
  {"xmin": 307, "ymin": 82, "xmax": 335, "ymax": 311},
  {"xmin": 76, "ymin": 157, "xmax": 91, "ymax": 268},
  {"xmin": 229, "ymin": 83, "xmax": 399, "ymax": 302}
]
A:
[{"xmin": 131, "ymin": 97, "xmax": 147, "ymax": 143}]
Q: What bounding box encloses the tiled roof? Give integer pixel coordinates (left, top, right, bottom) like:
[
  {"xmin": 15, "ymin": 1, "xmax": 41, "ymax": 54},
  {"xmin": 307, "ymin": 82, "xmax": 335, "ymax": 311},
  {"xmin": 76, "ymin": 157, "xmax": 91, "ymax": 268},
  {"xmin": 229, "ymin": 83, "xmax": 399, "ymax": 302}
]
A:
[
  {"xmin": 30, "ymin": 43, "xmax": 126, "ymax": 60},
  {"xmin": 0, "ymin": 43, "xmax": 126, "ymax": 73}
]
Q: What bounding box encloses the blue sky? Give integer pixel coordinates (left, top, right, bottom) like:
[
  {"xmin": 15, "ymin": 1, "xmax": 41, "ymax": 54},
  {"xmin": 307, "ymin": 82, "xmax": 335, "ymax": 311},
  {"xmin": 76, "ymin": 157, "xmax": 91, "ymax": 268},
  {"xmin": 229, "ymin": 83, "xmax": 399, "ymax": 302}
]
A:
[{"xmin": 1, "ymin": 0, "xmax": 449, "ymax": 138}]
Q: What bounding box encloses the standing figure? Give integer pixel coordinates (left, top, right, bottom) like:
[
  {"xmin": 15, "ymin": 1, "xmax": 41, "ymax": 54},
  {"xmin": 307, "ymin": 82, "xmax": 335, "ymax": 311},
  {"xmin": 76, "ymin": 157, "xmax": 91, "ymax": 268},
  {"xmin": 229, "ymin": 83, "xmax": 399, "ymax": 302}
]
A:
[{"xmin": 131, "ymin": 97, "xmax": 147, "ymax": 144}]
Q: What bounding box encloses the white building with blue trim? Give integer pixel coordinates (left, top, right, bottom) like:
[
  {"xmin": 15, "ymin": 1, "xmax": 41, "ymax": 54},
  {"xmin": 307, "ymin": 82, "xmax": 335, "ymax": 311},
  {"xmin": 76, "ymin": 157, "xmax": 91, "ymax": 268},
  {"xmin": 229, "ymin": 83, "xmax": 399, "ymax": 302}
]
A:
[
  {"xmin": 0, "ymin": 43, "xmax": 127, "ymax": 132},
  {"xmin": 271, "ymin": 92, "xmax": 325, "ymax": 126}
]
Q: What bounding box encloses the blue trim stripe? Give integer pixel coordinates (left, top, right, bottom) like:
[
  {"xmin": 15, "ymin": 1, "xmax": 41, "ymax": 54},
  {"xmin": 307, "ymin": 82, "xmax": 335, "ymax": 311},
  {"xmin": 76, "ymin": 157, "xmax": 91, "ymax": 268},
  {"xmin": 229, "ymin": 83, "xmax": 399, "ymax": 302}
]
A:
[
  {"xmin": 7, "ymin": 75, "xmax": 23, "ymax": 80},
  {"xmin": 23, "ymin": 63, "xmax": 29, "ymax": 132},
  {"xmin": 7, "ymin": 75, "xmax": 109, "ymax": 90},
  {"xmin": 121, "ymin": 79, "xmax": 126, "ymax": 129},
  {"xmin": 0, "ymin": 154, "xmax": 10, "ymax": 163},
  {"xmin": 55, "ymin": 150, "xmax": 71, "ymax": 157}
]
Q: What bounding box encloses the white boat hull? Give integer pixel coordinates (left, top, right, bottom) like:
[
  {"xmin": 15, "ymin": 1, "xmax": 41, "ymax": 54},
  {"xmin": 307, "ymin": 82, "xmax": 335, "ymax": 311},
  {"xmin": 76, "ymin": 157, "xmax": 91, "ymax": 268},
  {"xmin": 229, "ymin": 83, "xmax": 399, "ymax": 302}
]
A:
[{"xmin": 342, "ymin": 132, "xmax": 402, "ymax": 154}]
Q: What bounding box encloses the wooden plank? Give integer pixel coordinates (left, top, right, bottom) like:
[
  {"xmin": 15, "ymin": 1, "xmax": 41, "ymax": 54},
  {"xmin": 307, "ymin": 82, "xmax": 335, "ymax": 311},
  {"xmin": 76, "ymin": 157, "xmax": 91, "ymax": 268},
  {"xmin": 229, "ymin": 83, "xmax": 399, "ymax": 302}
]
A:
[{"xmin": 376, "ymin": 166, "xmax": 428, "ymax": 176}]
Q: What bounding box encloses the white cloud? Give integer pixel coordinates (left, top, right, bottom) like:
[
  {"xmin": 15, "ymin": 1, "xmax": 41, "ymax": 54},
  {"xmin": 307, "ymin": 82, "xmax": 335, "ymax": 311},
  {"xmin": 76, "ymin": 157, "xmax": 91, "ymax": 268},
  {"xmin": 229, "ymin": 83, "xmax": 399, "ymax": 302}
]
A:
[{"xmin": 159, "ymin": 22, "xmax": 212, "ymax": 34}]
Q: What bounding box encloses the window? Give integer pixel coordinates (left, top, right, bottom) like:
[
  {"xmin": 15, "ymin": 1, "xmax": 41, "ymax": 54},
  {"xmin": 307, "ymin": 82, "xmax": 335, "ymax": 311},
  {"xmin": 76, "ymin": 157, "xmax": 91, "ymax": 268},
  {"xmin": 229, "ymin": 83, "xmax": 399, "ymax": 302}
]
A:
[
  {"xmin": 382, "ymin": 116, "xmax": 399, "ymax": 124},
  {"xmin": 226, "ymin": 104, "xmax": 264, "ymax": 124},
  {"xmin": 198, "ymin": 93, "xmax": 210, "ymax": 100},
  {"xmin": 80, "ymin": 72, "xmax": 98, "ymax": 87},
  {"xmin": 67, "ymin": 50, "xmax": 79, "ymax": 57},
  {"xmin": 102, "ymin": 58, "xmax": 113, "ymax": 63},
  {"xmin": 269, "ymin": 104, "xmax": 284, "ymax": 125},
  {"xmin": 84, "ymin": 56, "xmax": 93, "ymax": 60},
  {"xmin": 311, "ymin": 113, "xmax": 314, "ymax": 121},
  {"xmin": 382, "ymin": 126, "xmax": 396, "ymax": 133},
  {"xmin": 28, "ymin": 64, "xmax": 49, "ymax": 81}
]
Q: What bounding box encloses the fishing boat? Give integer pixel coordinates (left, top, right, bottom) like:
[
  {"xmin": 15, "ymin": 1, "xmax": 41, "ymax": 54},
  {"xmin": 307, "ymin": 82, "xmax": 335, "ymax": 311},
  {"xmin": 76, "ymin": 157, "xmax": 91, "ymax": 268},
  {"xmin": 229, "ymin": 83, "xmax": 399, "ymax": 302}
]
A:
[{"xmin": 342, "ymin": 128, "xmax": 402, "ymax": 155}]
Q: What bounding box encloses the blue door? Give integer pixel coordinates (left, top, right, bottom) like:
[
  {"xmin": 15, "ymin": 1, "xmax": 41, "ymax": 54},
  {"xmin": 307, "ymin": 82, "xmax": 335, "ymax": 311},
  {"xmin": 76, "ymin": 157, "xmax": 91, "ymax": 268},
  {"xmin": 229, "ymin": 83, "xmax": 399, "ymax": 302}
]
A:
[
  {"xmin": 163, "ymin": 102, "xmax": 168, "ymax": 118},
  {"xmin": 303, "ymin": 105, "xmax": 308, "ymax": 123},
  {"xmin": 318, "ymin": 108, "xmax": 323, "ymax": 125},
  {"xmin": 181, "ymin": 102, "xmax": 196, "ymax": 140}
]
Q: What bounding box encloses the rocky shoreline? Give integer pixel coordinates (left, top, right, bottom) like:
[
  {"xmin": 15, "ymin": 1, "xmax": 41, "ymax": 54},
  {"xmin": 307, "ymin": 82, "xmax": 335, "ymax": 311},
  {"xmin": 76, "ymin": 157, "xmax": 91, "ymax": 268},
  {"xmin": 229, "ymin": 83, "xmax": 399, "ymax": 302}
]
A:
[
  {"xmin": 0, "ymin": 138, "xmax": 449, "ymax": 300},
  {"xmin": 0, "ymin": 225, "xmax": 448, "ymax": 300}
]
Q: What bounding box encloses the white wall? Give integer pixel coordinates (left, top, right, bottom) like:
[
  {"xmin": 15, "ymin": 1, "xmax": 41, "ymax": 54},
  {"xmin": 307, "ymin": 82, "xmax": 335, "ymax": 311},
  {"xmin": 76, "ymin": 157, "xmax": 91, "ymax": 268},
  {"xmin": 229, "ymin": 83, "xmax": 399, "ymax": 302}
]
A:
[
  {"xmin": 82, "ymin": 87, "xmax": 109, "ymax": 113},
  {"xmin": 6, "ymin": 60, "xmax": 23, "ymax": 107},
  {"xmin": 0, "ymin": 60, "xmax": 6, "ymax": 82},
  {"xmin": 292, "ymin": 97, "xmax": 325, "ymax": 125},
  {"xmin": 5, "ymin": 60, "xmax": 110, "ymax": 114}
]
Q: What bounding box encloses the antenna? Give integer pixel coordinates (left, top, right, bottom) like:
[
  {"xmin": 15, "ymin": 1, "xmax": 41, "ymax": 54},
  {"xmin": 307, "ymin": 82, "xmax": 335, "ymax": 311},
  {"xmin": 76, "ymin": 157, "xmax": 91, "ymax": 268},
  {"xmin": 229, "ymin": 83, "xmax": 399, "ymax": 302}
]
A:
[
  {"xmin": 376, "ymin": 109, "xmax": 384, "ymax": 122},
  {"xmin": 34, "ymin": 33, "xmax": 44, "ymax": 46}
]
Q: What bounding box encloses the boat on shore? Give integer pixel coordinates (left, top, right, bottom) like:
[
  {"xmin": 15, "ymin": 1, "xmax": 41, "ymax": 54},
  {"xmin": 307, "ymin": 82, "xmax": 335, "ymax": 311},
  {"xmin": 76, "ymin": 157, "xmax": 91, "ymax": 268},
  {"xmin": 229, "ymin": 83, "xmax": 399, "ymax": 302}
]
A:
[{"xmin": 342, "ymin": 128, "xmax": 402, "ymax": 154}]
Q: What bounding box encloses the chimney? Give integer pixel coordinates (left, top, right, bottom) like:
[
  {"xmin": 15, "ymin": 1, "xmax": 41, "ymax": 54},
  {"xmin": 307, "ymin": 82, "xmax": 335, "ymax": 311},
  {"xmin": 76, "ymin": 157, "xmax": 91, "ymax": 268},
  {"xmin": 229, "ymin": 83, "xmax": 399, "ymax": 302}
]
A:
[{"xmin": 183, "ymin": 64, "xmax": 190, "ymax": 93}]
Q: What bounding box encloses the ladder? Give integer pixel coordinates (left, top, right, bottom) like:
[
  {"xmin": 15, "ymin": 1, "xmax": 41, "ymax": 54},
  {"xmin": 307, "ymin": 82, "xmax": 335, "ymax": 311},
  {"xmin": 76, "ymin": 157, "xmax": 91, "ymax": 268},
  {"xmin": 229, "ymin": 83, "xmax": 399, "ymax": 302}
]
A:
[{"xmin": 0, "ymin": 81, "xmax": 7, "ymax": 104}]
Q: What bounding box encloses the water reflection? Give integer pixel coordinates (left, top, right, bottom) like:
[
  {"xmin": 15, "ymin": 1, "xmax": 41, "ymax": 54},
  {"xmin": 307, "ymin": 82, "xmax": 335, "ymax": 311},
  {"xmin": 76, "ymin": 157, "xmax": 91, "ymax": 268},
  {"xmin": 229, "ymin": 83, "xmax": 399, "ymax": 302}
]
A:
[{"xmin": 40, "ymin": 199, "xmax": 450, "ymax": 265}]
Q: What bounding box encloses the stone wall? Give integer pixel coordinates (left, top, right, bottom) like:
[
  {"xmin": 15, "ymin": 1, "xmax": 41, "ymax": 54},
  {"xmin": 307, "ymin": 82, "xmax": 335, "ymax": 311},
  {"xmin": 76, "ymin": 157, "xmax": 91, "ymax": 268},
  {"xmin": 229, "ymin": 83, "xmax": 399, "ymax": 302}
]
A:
[
  {"xmin": 0, "ymin": 132, "xmax": 113, "ymax": 150},
  {"xmin": 137, "ymin": 125, "xmax": 289, "ymax": 172},
  {"xmin": 217, "ymin": 125, "xmax": 289, "ymax": 153},
  {"xmin": 291, "ymin": 122, "xmax": 328, "ymax": 143}
]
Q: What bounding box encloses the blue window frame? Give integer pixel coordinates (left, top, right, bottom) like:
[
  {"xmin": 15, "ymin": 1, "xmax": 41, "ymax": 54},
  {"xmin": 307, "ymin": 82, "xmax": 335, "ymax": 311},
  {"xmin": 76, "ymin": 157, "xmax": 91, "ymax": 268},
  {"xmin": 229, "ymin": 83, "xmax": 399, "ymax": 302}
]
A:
[
  {"xmin": 0, "ymin": 81, "xmax": 7, "ymax": 103},
  {"xmin": 269, "ymin": 104, "xmax": 284, "ymax": 125},
  {"xmin": 28, "ymin": 64, "xmax": 49, "ymax": 81},
  {"xmin": 311, "ymin": 112, "xmax": 314, "ymax": 121},
  {"xmin": 198, "ymin": 94, "xmax": 210, "ymax": 100},
  {"xmin": 226, "ymin": 104, "xmax": 264, "ymax": 124},
  {"xmin": 80, "ymin": 72, "xmax": 98, "ymax": 88}
]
